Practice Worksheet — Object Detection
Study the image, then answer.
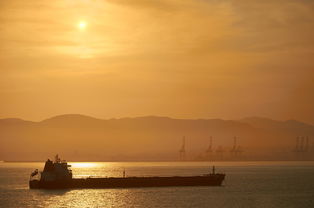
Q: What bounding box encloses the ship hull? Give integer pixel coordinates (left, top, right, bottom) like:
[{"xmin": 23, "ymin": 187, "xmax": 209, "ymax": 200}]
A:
[{"xmin": 29, "ymin": 174, "xmax": 225, "ymax": 189}]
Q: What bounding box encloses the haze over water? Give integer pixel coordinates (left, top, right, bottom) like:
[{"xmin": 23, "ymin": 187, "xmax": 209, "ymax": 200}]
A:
[{"xmin": 1, "ymin": 161, "xmax": 314, "ymax": 208}]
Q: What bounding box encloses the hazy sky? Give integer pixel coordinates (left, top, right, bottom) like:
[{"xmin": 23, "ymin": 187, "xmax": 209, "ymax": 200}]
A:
[{"xmin": 0, "ymin": 0, "xmax": 314, "ymax": 123}]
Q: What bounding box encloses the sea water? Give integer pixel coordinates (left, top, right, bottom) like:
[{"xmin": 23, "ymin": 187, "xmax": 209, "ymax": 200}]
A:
[{"xmin": 0, "ymin": 161, "xmax": 314, "ymax": 208}]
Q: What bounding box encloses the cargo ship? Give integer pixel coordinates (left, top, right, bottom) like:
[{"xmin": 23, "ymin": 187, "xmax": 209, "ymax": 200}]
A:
[{"xmin": 29, "ymin": 155, "xmax": 225, "ymax": 189}]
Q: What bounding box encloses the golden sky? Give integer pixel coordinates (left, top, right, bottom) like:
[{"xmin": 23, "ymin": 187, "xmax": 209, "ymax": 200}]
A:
[{"xmin": 0, "ymin": 0, "xmax": 314, "ymax": 123}]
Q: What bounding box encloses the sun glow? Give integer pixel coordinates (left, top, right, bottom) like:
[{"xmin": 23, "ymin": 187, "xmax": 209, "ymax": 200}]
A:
[{"xmin": 78, "ymin": 21, "xmax": 87, "ymax": 30}]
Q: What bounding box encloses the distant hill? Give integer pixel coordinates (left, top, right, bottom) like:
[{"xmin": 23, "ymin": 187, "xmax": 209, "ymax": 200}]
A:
[
  {"xmin": 0, "ymin": 118, "xmax": 35, "ymax": 126},
  {"xmin": 240, "ymin": 117, "xmax": 314, "ymax": 132},
  {"xmin": 0, "ymin": 114, "xmax": 314, "ymax": 161}
]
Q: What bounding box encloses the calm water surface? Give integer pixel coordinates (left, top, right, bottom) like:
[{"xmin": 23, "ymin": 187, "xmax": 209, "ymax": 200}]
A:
[{"xmin": 0, "ymin": 161, "xmax": 314, "ymax": 208}]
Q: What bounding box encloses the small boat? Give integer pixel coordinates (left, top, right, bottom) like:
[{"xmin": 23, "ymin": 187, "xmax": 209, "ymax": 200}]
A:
[{"xmin": 29, "ymin": 155, "xmax": 225, "ymax": 189}]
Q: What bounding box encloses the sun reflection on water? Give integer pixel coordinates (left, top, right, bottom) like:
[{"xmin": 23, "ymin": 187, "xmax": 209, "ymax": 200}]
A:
[
  {"xmin": 70, "ymin": 162, "xmax": 99, "ymax": 168},
  {"xmin": 68, "ymin": 162, "xmax": 113, "ymax": 178}
]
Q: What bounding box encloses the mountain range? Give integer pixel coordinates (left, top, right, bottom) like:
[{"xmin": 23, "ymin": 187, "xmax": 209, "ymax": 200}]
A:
[{"xmin": 1, "ymin": 114, "xmax": 314, "ymax": 161}]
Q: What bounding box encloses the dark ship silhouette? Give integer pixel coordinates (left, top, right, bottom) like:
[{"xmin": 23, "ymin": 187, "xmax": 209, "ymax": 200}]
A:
[{"xmin": 29, "ymin": 155, "xmax": 225, "ymax": 189}]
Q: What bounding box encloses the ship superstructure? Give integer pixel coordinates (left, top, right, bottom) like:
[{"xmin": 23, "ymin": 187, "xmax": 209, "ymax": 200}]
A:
[{"xmin": 30, "ymin": 155, "xmax": 72, "ymax": 188}]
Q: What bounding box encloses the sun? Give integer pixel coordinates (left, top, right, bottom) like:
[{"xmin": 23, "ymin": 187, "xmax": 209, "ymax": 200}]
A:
[{"xmin": 78, "ymin": 21, "xmax": 87, "ymax": 30}]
